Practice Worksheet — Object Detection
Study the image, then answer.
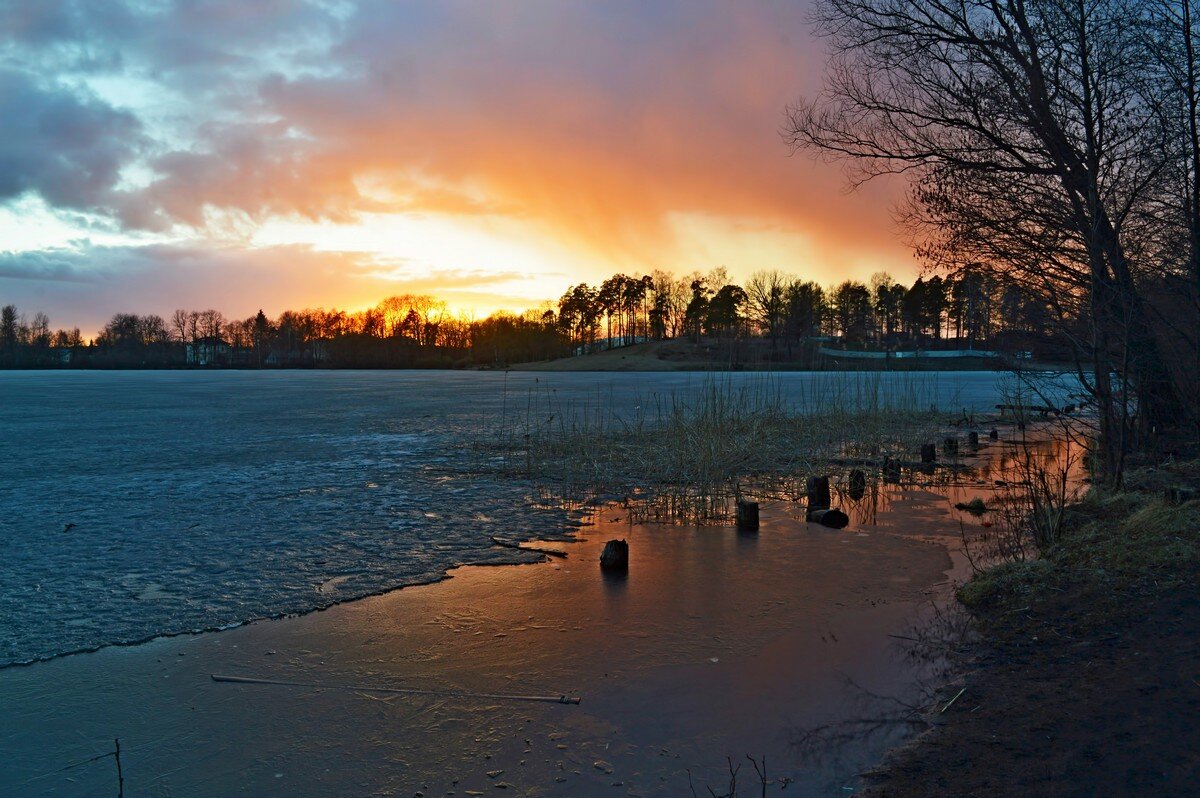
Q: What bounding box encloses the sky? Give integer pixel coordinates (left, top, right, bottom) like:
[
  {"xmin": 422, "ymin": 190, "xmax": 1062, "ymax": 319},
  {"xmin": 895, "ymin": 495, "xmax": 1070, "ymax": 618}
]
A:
[{"xmin": 0, "ymin": 0, "xmax": 912, "ymax": 335}]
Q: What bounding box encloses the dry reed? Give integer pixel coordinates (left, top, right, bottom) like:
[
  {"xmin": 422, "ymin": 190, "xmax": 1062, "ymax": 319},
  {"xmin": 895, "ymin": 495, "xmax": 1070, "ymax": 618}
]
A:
[{"xmin": 480, "ymin": 373, "xmax": 956, "ymax": 523}]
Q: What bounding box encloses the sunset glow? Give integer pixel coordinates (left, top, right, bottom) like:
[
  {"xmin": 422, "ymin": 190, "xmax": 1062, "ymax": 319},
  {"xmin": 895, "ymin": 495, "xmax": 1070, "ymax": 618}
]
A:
[{"xmin": 0, "ymin": 1, "xmax": 913, "ymax": 332}]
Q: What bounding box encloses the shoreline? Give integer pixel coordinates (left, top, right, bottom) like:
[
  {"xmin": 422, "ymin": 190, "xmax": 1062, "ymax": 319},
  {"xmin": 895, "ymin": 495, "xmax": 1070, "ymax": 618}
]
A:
[
  {"xmin": 0, "ymin": 572, "xmax": 458, "ymax": 671},
  {"xmin": 0, "ymin": 364, "xmax": 1079, "ymax": 373},
  {"xmin": 508, "ymin": 340, "xmax": 1074, "ymax": 373},
  {"xmin": 0, "ymin": 521, "xmax": 589, "ymax": 671},
  {"xmin": 861, "ymin": 441, "xmax": 1200, "ymax": 796},
  {"xmin": 0, "ymin": 533, "xmax": 565, "ymax": 671}
]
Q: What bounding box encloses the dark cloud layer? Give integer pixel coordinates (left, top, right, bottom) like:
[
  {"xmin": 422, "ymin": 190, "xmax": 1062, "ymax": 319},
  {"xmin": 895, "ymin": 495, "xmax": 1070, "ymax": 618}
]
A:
[
  {"xmin": 0, "ymin": 247, "xmax": 104, "ymax": 283},
  {"xmin": 0, "ymin": 69, "xmax": 143, "ymax": 215}
]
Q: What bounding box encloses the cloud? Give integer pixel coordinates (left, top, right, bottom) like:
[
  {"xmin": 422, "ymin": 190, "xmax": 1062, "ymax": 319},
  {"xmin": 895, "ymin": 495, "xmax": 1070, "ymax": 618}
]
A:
[
  {"xmin": 0, "ymin": 1, "xmax": 336, "ymax": 75},
  {"xmin": 0, "ymin": 0, "xmax": 915, "ymax": 312},
  {"xmin": 267, "ymin": 1, "xmax": 905, "ymax": 270},
  {"xmin": 0, "ymin": 69, "xmax": 144, "ymax": 215},
  {"xmin": 0, "ymin": 248, "xmax": 104, "ymax": 282}
]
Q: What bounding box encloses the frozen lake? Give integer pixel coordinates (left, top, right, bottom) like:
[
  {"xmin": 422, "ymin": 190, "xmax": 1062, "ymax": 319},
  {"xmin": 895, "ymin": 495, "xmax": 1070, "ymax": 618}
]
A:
[{"xmin": 0, "ymin": 369, "xmax": 1078, "ymax": 666}]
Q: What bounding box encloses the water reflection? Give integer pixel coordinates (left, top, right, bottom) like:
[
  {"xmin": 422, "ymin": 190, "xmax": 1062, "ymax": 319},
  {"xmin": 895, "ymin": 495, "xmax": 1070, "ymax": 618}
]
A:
[
  {"xmin": 784, "ymin": 421, "xmax": 1086, "ymax": 786},
  {"xmin": 600, "ymin": 566, "xmax": 629, "ymax": 593},
  {"xmin": 603, "ymin": 420, "xmax": 1084, "ymax": 538}
]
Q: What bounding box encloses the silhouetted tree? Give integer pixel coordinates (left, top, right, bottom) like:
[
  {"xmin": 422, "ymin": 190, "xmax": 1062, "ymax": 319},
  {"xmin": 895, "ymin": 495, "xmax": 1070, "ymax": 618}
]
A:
[
  {"xmin": 746, "ymin": 270, "xmax": 790, "ymax": 348},
  {"xmin": 786, "ymin": 0, "xmax": 1192, "ymax": 483},
  {"xmin": 1, "ymin": 304, "xmax": 17, "ymax": 364},
  {"xmin": 706, "ymin": 284, "xmax": 748, "ymax": 338}
]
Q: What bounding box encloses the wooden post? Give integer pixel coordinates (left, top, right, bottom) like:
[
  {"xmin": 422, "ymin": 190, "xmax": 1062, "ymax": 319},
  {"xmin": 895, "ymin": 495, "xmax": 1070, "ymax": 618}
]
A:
[
  {"xmin": 989, "ymin": 428, "xmax": 999, "ymax": 440},
  {"xmin": 882, "ymin": 456, "xmax": 901, "ymax": 483},
  {"xmin": 806, "ymin": 476, "xmax": 831, "ymax": 511},
  {"xmin": 736, "ymin": 498, "xmax": 760, "ymax": 531},
  {"xmin": 847, "ymin": 469, "xmax": 867, "ymax": 500},
  {"xmin": 967, "ymin": 431, "xmax": 979, "ymax": 449},
  {"xmin": 943, "ymin": 437, "xmax": 959, "ymax": 457},
  {"xmin": 920, "ymin": 443, "xmax": 937, "ymax": 463},
  {"xmin": 599, "ymin": 539, "xmax": 629, "ymax": 570}
]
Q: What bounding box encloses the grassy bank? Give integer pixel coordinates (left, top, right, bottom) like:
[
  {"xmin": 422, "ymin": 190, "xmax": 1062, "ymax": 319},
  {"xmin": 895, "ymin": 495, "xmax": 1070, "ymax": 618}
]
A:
[
  {"xmin": 865, "ymin": 456, "xmax": 1200, "ymax": 796},
  {"xmin": 959, "ymin": 459, "xmax": 1200, "ymax": 620}
]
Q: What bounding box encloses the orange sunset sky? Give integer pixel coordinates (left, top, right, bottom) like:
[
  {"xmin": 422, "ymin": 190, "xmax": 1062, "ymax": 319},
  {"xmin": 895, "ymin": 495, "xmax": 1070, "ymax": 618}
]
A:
[{"xmin": 0, "ymin": 1, "xmax": 912, "ymax": 333}]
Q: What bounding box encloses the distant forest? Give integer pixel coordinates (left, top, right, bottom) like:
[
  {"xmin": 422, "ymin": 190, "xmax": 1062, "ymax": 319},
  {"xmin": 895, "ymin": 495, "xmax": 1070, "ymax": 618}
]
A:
[{"xmin": 1, "ymin": 267, "xmax": 1069, "ymax": 369}]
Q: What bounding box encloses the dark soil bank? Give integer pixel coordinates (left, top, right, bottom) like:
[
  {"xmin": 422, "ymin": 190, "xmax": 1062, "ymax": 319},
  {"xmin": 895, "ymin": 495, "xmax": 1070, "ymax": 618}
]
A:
[
  {"xmin": 865, "ymin": 592, "xmax": 1200, "ymax": 797},
  {"xmin": 864, "ymin": 469, "xmax": 1200, "ymax": 797}
]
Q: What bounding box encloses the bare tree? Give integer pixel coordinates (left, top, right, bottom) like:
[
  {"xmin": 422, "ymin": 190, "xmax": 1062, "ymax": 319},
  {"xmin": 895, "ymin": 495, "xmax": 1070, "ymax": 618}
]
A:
[
  {"xmin": 1141, "ymin": 1, "xmax": 1200, "ymax": 425},
  {"xmin": 786, "ymin": 0, "xmax": 1188, "ymax": 484},
  {"xmin": 171, "ymin": 309, "xmax": 193, "ymax": 345},
  {"xmin": 197, "ymin": 309, "xmax": 225, "ymax": 341},
  {"xmin": 745, "ymin": 270, "xmax": 790, "ymax": 349},
  {"xmin": 29, "ymin": 312, "xmax": 51, "ymax": 349}
]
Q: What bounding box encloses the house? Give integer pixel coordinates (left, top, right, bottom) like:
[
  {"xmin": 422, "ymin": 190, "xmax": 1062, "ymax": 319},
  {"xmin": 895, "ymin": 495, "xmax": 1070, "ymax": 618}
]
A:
[{"xmin": 187, "ymin": 336, "xmax": 232, "ymax": 366}]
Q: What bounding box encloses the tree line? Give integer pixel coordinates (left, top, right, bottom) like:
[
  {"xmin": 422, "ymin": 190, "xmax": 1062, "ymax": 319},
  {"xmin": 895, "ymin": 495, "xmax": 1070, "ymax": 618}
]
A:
[
  {"xmin": 555, "ymin": 266, "xmax": 1057, "ymax": 352},
  {"xmin": 1, "ymin": 266, "xmax": 1065, "ymax": 370},
  {"xmin": 0, "ymin": 296, "xmax": 563, "ymax": 369}
]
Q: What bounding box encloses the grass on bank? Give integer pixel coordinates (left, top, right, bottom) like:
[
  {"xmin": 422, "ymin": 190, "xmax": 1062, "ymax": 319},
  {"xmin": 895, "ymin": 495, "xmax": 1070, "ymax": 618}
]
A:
[{"xmin": 958, "ymin": 460, "xmax": 1200, "ymax": 615}]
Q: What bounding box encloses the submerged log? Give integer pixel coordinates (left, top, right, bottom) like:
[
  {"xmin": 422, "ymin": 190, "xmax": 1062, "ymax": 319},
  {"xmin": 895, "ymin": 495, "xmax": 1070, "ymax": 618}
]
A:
[
  {"xmin": 806, "ymin": 476, "xmax": 831, "ymax": 511},
  {"xmin": 847, "ymin": 469, "xmax": 867, "ymax": 500},
  {"xmin": 735, "ymin": 498, "xmax": 760, "ymax": 531},
  {"xmin": 920, "ymin": 443, "xmax": 937, "ymax": 463},
  {"xmin": 807, "ymin": 508, "xmax": 850, "ymax": 529},
  {"xmin": 599, "ymin": 539, "xmax": 629, "ymax": 570}
]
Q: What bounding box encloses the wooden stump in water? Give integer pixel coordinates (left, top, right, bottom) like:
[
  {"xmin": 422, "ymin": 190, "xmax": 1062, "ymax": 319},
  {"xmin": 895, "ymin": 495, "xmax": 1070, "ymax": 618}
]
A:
[
  {"xmin": 989, "ymin": 428, "xmax": 999, "ymax": 441},
  {"xmin": 968, "ymin": 431, "xmax": 980, "ymax": 449},
  {"xmin": 806, "ymin": 475, "xmax": 831, "ymax": 512},
  {"xmin": 943, "ymin": 437, "xmax": 959, "ymax": 457},
  {"xmin": 599, "ymin": 539, "xmax": 629, "ymax": 570},
  {"xmin": 808, "ymin": 508, "xmax": 850, "ymax": 529},
  {"xmin": 735, "ymin": 498, "xmax": 760, "ymax": 531},
  {"xmin": 847, "ymin": 469, "xmax": 867, "ymax": 500},
  {"xmin": 920, "ymin": 443, "xmax": 937, "ymax": 463},
  {"xmin": 882, "ymin": 457, "xmax": 901, "ymax": 484}
]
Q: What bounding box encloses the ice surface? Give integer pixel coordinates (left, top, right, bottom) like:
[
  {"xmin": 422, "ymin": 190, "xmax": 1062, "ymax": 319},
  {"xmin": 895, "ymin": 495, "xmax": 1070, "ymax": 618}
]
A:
[{"xmin": 0, "ymin": 369, "xmax": 1077, "ymax": 665}]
